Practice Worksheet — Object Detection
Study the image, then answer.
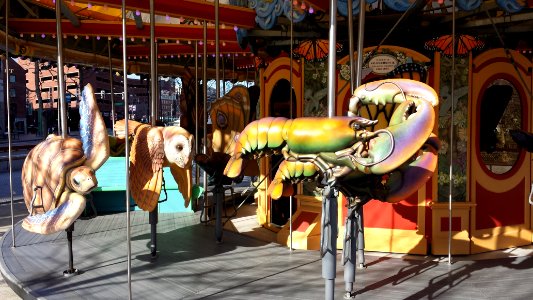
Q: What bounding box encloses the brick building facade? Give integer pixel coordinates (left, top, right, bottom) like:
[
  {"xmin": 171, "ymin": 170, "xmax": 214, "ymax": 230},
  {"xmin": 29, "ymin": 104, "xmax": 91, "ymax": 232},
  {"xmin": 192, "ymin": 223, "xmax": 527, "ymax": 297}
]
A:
[
  {"xmin": 13, "ymin": 58, "xmax": 179, "ymax": 135},
  {"xmin": 1, "ymin": 57, "xmax": 27, "ymax": 136}
]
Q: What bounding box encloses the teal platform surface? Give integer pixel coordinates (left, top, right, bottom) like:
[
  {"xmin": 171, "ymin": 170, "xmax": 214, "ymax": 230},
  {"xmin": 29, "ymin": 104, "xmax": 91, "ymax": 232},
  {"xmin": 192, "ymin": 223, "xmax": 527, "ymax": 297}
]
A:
[{"xmin": 92, "ymin": 157, "xmax": 191, "ymax": 214}]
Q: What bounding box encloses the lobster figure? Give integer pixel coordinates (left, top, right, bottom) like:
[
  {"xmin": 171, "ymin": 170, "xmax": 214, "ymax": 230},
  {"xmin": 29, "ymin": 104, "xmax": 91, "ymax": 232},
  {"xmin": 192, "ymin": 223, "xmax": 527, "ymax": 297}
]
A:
[
  {"xmin": 224, "ymin": 78, "xmax": 440, "ymax": 204},
  {"xmin": 223, "ymin": 78, "xmax": 439, "ymax": 298}
]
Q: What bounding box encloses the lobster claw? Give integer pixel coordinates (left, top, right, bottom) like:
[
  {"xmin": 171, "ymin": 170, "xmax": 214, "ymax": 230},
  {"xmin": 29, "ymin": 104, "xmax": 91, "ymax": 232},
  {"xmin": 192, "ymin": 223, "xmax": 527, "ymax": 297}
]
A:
[
  {"xmin": 348, "ymin": 78, "xmax": 439, "ymax": 117},
  {"xmin": 384, "ymin": 134, "xmax": 440, "ymax": 203},
  {"xmin": 349, "ymin": 79, "xmax": 438, "ymax": 175},
  {"xmin": 363, "ymin": 97, "xmax": 436, "ymax": 175}
]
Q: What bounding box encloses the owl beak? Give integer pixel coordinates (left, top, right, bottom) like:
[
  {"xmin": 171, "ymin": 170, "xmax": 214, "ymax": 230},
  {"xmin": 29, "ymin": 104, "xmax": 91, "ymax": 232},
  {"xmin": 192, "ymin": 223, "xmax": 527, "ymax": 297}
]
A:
[{"xmin": 170, "ymin": 162, "xmax": 193, "ymax": 208}]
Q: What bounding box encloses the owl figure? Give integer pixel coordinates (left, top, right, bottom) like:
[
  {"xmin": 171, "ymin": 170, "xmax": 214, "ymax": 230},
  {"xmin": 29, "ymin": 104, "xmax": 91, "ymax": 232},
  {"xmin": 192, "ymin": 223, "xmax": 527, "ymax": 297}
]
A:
[{"xmin": 115, "ymin": 120, "xmax": 194, "ymax": 211}]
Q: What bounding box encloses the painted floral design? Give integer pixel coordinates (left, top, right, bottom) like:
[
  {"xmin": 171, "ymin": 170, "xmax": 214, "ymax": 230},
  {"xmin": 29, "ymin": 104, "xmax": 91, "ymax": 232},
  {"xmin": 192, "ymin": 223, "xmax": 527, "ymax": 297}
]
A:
[{"xmin": 437, "ymin": 57, "xmax": 469, "ymax": 202}]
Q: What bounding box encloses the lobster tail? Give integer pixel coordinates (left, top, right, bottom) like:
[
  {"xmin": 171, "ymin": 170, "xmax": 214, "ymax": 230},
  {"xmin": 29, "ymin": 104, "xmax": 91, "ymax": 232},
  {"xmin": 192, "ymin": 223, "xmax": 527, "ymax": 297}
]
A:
[{"xmin": 224, "ymin": 117, "xmax": 291, "ymax": 178}]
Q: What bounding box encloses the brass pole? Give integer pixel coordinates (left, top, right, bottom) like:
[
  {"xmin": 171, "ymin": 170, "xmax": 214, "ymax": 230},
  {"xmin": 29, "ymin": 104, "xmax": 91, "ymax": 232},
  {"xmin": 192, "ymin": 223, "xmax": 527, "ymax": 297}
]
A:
[{"xmin": 121, "ymin": 0, "xmax": 132, "ymax": 297}]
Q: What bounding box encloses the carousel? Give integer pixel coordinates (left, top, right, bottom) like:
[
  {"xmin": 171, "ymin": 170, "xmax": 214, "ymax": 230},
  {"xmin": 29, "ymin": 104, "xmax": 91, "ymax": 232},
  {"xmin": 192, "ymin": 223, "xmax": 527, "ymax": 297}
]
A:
[{"xmin": 1, "ymin": 1, "xmax": 533, "ymax": 299}]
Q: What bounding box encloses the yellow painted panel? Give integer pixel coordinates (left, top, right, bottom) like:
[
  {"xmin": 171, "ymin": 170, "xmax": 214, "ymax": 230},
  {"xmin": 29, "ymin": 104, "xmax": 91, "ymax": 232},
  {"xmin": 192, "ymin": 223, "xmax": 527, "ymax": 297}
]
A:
[
  {"xmin": 363, "ymin": 228, "xmax": 426, "ymax": 254},
  {"xmin": 431, "ymin": 202, "xmax": 474, "ymax": 255},
  {"xmin": 471, "ymin": 226, "xmax": 532, "ymax": 254}
]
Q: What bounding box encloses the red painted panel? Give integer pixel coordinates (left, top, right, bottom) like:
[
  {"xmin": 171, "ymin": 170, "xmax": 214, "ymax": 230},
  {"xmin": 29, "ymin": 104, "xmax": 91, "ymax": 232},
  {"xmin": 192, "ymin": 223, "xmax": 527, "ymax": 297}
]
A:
[
  {"xmin": 293, "ymin": 211, "xmax": 318, "ymax": 232},
  {"xmin": 363, "ymin": 193, "xmax": 418, "ymax": 230},
  {"xmin": 475, "ymin": 179, "xmax": 525, "ymax": 230},
  {"xmin": 440, "ymin": 217, "xmax": 462, "ymax": 232},
  {"xmin": 9, "ymin": 20, "xmax": 240, "ymax": 41},
  {"xmin": 264, "ymin": 64, "xmax": 302, "ymax": 83},
  {"xmin": 474, "ymin": 57, "xmax": 529, "ymax": 75},
  {"xmin": 128, "ymin": 43, "xmax": 250, "ymax": 56}
]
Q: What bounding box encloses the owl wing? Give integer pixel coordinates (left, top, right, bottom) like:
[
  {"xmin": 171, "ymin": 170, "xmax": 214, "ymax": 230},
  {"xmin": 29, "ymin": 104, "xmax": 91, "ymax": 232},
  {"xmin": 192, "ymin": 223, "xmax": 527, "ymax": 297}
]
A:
[
  {"xmin": 130, "ymin": 125, "xmax": 164, "ymax": 212},
  {"xmin": 114, "ymin": 119, "xmax": 144, "ymax": 139}
]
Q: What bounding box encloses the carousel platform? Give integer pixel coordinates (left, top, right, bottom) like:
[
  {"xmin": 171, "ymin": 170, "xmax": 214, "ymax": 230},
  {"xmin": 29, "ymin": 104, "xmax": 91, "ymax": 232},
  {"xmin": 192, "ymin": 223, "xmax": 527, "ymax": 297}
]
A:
[{"xmin": 2, "ymin": 204, "xmax": 533, "ymax": 300}]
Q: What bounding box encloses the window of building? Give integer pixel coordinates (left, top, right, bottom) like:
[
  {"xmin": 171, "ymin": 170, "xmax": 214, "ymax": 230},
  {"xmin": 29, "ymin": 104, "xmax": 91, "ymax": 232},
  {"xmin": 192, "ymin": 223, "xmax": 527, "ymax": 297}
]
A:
[
  {"xmin": 9, "ymin": 88, "xmax": 16, "ymax": 97},
  {"xmin": 9, "ymin": 75, "xmax": 16, "ymax": 83}
]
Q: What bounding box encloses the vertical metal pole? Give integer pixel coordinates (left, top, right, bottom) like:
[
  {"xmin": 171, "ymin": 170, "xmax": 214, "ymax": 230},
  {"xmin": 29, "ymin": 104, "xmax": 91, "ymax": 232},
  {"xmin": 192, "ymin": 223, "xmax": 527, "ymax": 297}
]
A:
[
  {"xmin": 215, "ymin": 0, "xmax": 220, "ymax": 107},
  {"xmin": 355, "ymin": 1, "xmax": 365, "ymax": 87},
  {"xmin": 321, "ymin": 184, "xmax": 338, "ymax": 300},
  {"xmin": 62, "ymin": 224, "xmax": 79, "ymax": 276},
  {"xmin": 355, "ymin": 0, "xmax": 367, "ymax": 270},
  {"xmin": 288, "ymin": 0, "xmax": 294, "ymax": 251},
  {"xmin": 448, "ymin": 0, "xmax": 456, "ymax": 266},
  {"xmin": 348, "ymin": 0, "xmax": 355, "ymax": 92},
  {"xmin": 222, "ymin": 54, "xmax": 225, "ymax": 95},
  {"xmin": 345, "ymin": 0, "xmax": 357, "ymax": 294},
  {"xmin": 149, "ymin": 0, "xmax": 159, "ymax": 259},
  {"xmin": 195, "ymin": 42, "xmax": 199, "ymax": 155},
  {"xmin": 121, "ymin": 0, "xmax": 132, "ymax": 298},
  {"xmin": 343, "ymin": 200, "xmax": 358, "ymax": 298},
  {"xmin": 56, "ymin": 0, "xmax": 67, "ymax": 137},
  {"xmin": 108, "ymin": 39, "xmax": 116, "ymax": 135},
  {"xmin": 327, "ymin": 0, "xmax": 337, "ymax": 118},
  {"xmin": 150, "ymin": 0, "xmax": 158, "ymax": 126},
  {"xmin": 356, "ymin": 206, "xmax": 364, "ymax": 267},
  {"xmin": 289, "ymin": 195, "xmax": 293, "ymax": 250},
  {"xmin": 195, "ymin": 42, "xmax": 200, "ymax": 188},
  {"xmin": 213, "ymin": 0, "xmax": 223, "ymax": 242},
  {"xmin": 57, "ymin": 102, "xmax": 61, "ymax": 135},
  {"xmin": 56, "ymin": 0, "xmax": 79, "ymax": 277},
  {"xmin": 5, "ymin": 0, "xmax": 16, "ymax": 248},
  {"xmin": 215, "ymin": 185, "xmax": 223, "ymax": 242},
  {"xmin": 202, "ymin": 21, "xmax": 209, "ymax": 222},
  {"xmin": 324, "ymin": 1, "xmax": 338, "ymax": 299}
]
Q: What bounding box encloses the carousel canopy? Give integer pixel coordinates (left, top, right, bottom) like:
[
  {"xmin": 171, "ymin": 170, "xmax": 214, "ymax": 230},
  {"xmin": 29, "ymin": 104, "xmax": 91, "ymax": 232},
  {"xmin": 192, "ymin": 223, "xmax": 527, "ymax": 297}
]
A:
[{"xmin": 0, "ymin": 0, "xmax": 531, "ymax": 77}]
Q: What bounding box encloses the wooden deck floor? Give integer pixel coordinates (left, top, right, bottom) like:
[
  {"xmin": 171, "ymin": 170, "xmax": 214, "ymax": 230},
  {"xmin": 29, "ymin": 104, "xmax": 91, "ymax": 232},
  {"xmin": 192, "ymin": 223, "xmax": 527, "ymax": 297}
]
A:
[{"xmin": 3, "ymin": 205, "xmax": 533, "ymax": 299}]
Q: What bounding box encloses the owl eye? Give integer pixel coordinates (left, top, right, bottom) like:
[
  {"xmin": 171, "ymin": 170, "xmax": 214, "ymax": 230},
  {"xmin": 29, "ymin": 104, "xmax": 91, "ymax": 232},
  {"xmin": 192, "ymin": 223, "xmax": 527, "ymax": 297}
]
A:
[{"xmin": 177, "ymin": 144, "xmax": 183, "ymax": 151}]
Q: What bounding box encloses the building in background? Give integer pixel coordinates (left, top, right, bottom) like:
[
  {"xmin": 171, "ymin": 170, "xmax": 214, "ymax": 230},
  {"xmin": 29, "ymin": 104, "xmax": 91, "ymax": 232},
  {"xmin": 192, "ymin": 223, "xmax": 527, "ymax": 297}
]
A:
[
  {"xmin": 19, "ymin": 58, "xmax": 79, "ymax": 135},
  {"xmin": 159, "ymin": 77, "xmax": 178, "ymax": 125},
  {"xmin": 1, "ymin": 57, "xmax": 27, "ymax": 137},
  {"xmin": 16, "ymin": 58, "xmax": 181, "ymax": 135}
]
